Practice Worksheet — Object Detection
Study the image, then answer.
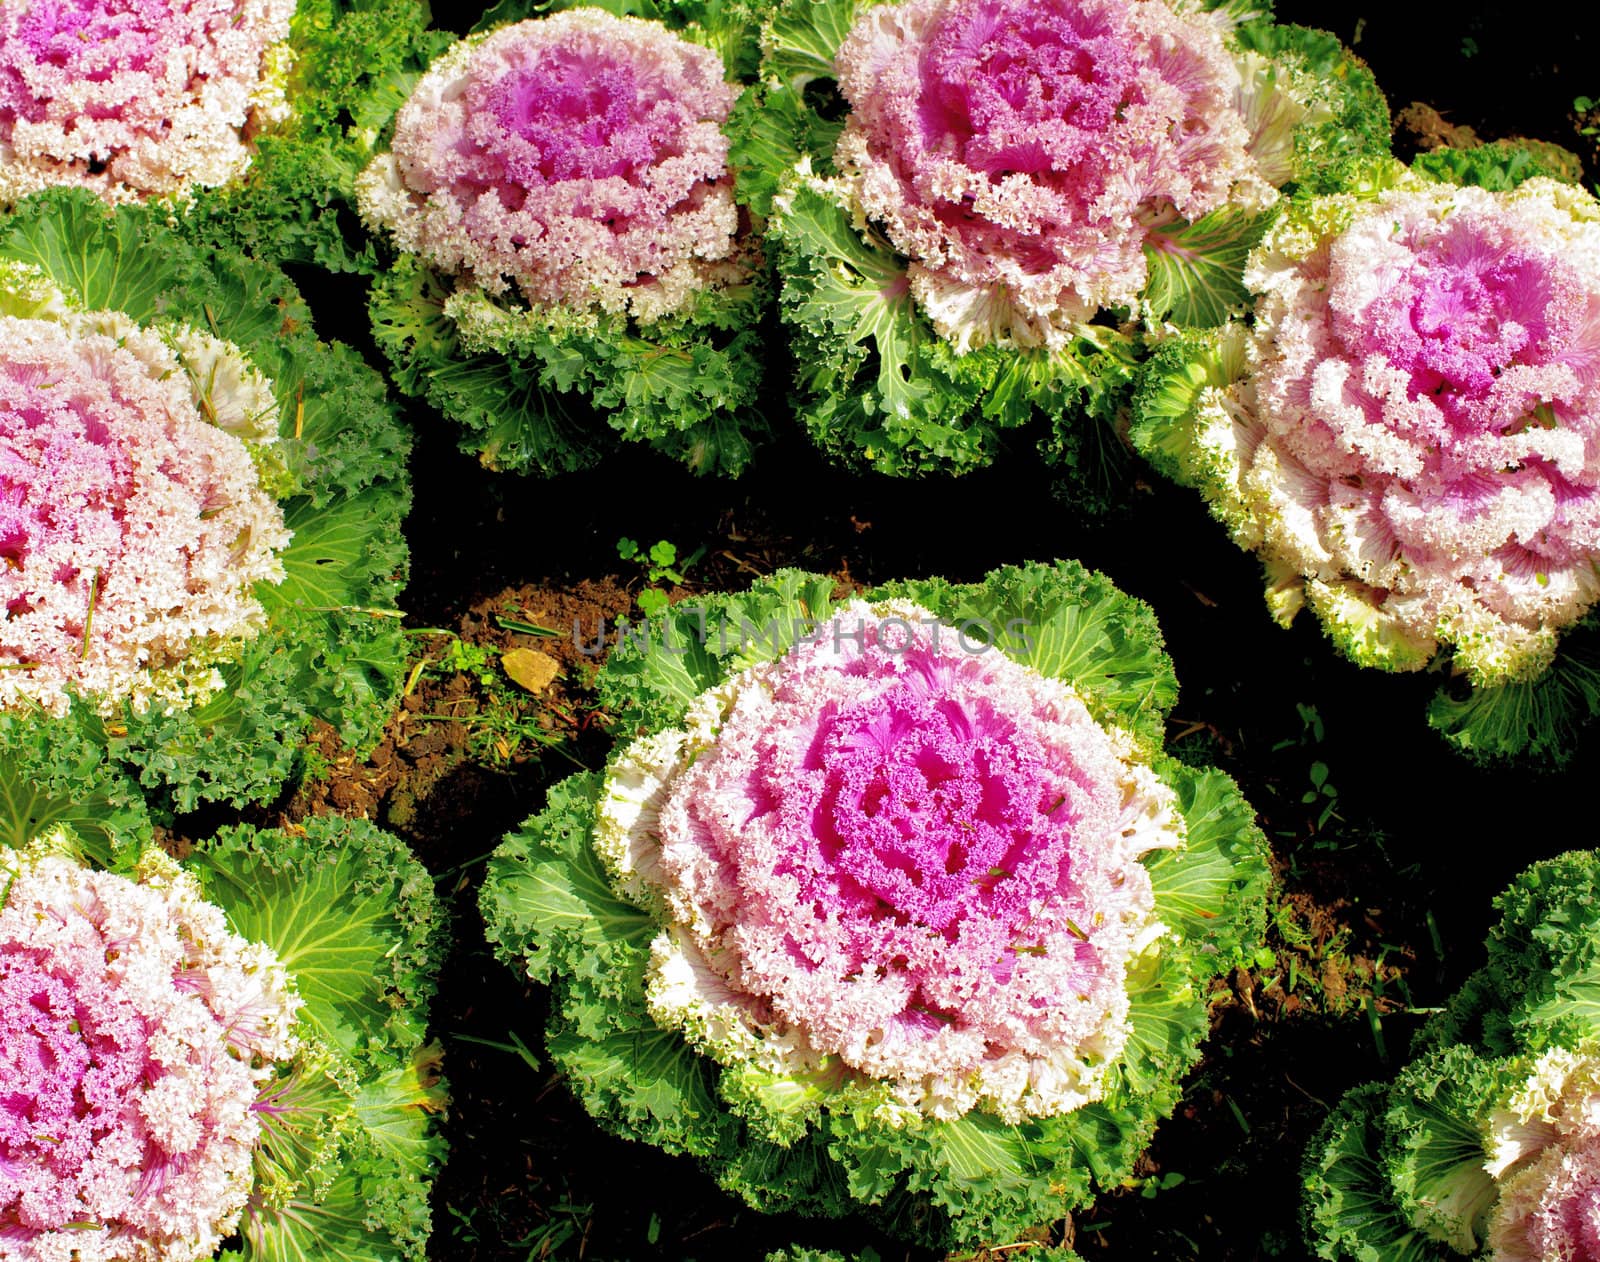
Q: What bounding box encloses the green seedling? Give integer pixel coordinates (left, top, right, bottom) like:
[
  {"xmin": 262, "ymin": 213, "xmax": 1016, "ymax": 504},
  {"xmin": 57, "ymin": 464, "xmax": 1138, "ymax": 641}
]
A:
[
  {"xmin": 1138, "ymin": 1171, "xmax": 1188, "ymax": 1199},
  {"xmin": 616, "ymin": 537, "xmax": 706, "ymax": 617}
]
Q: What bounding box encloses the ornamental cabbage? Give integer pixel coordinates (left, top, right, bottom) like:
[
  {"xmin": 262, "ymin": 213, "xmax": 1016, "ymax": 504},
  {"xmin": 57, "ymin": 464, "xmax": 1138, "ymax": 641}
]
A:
[
  {"xmin": 1, "ymin": 850, "xmax": 297, "ymax": 1259},
  {"xmin": 361, "ymin": 1, "xmax": 773, "ymax": 477},
  {"xmin": 1302, "ymin": 850, "xmax": 1600, "ymax": 1262},
  {"xmin": 0, "ymin": 0, "xmax": 453, "ymax": 279},
  {"xmin": 734, "ymin": 0, "xmax": 1389, "ymax": 478},
  {"xmin": 0, "ymin": 792, "xmax": 447, "ymax": 1262},
  {"xmin": 604, "ymin": 598, "xmax": 1178, "ymax": 1124},
  {"xmin": 0, "ymin": 189, "xmax": 412, "ymax": 811},
  {"xmin": 0, "ymin": 299, "xmax": 288, "ymax": 718},
  {"xmin": 833, "ymin": 0, "xmax": 1272, "ymax": 352},
  {"xmin": 1131, "ymin": 165, "xmax": 1600, "ymax": 762},
  {"xmin": 359, "ymin": 9, "xmax": 743, "ymax": 324},
  {"xmin": 0, "ymin": 0, "xmax": 295, "ymax": 205},
  {"xmin": 483, "ymin": 562, "xmax": 1271, "ymax": 1248}
]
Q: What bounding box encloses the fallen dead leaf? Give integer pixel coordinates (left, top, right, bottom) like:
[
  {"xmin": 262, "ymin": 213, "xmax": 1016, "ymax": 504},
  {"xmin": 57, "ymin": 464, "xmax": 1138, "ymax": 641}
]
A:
[{"xmin": 502, "ymin": 647, "xmax": 559, "ymax": 694}]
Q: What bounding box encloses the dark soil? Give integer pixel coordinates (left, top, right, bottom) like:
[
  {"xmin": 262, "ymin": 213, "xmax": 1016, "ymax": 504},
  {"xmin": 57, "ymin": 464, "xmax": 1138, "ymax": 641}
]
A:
[{"xmin": 264, "ymin": 5, "xmax": 1599, "ymax": 1259}]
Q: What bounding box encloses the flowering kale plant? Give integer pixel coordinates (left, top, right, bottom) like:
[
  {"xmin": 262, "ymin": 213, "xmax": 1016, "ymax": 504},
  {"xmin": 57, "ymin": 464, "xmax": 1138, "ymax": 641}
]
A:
[
  {"xmin": 1, "ymin": 851, "xmax": 298, "ymax": 1259},
  {"xmin": 481, "ymin": 562, "xmax": 1270, "ymax": 1248},
  {"xmin": 0, "ymin": 0, "xmax": 454, "ymax": 275},
  {"xmin": 360, "ymin": 1, "xmax": 774, "ymax": 477},
  {"xmin": 0, "ymin": 189, "xmax": 411, "ymax": 810},
  {"xmin": 728, "ymin": 0, "xmax": 1388, "ymax": 480},
  {"xmin": 1131, "ymin": 156, "xmax": 1600, "ymax": 763},
  {"xmin": 0, "ymin": 0, "xmax": 295, "ymax": 205},
  {"xmin": 0, "ymin": 793, "xmax": 445, "ymax": 1261},
  {"xmin": 1303, "ymin": 850, "xmax": 1600, "ymax": 1262}
]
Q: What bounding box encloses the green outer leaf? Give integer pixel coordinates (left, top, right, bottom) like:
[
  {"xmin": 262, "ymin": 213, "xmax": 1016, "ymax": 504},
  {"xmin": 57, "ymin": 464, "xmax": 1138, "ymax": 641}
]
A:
[
  {"xmin": 0, "ymin": 192, "xmax": 201, "ymax": 317},
  {"xmin": 1427, "ymin": 618, "xmax": 1600, "ymax": 769},
  {"xmin": 189, "ymin": 816, "xmax": 444, "ymax": 1064},
  {"xmin": 1028, "ymin": 327, "xmax": 1144, "ymax": 521},
  {"xmin": 0, "ymin": 714, "xmax": 151, "ymax": 864},
  {"xmin": 237, "ymin": 1060, "xmax": 411, "ymax": 1262},
  {"xmin": 271, "ymin": 488, "xmax": 408, "ymax": 613},
  {"xmin": 238, "ymin": 1160, "xmax": 414, "ymax": 1262},
  {"xmin": 1382, "ymin": 1047, "xmax": 1501, "ymax": 1254},
  {"xmin": 547, "ymin": 1006, "xmax": 734, "ymax": 1155},
  {"xmin": 368, "ymin": 254, "xmax": 607, "ymax": 476},
  {"xmin": 197, "ymin": 819, "xmax": 446, "ymax": 1261},
  {"xmin": 237, "ymin": 1045, "xmax": 444, "ymax": 1262},
  {"xmin": 1516, "ymin": 963, "xmax": 1600, "ymax": 1049},
  {"xmin": 1128, "ymin": 324, "xmax": 1249, "ymax": 490},
  {"xmin": 771, "ymin": 179, "xmax": 998, "ymax": 475},
  {"xmin": 481, "ymin": 773, "xmax": 658, "ymax": 998},
  {"xmin": 1413, "ymin": 140, "xmax": 1587, "ymax": 192},
  {"xmin": 597, "ymin": 610, "xmax": 730, "ymax": 732},
  {"xmin": 354, "ymin": 1045, "xmax": 449, "ymax": 1179},
  {"xmin": 289, "ymin": 0, "xmax": 452, "ymax": 130},
  {"xmin": 910, "ymin": 1110, "xmax": 1067, "ymax": 1243},
  {"xmin": 274, "ymin": 338, "xmax": 413, "ymax": 509},
  {"xmin": 719, "ymin": 1125, "xmax": 854, "ymax": 1217},
  {"xmin": 761, "ymin": 0, "xmax": 857, "ymax": 88},
  {"xmin": 1115, "ymin": 952, "xmax": 1207, "ymax": 1099},
  {"xmin": 1417, "ymin": 852, "xmax": 1600, "ymax": 1065},
  {"xmin": 726, "ymin": 81, "xmax": 845, "ymax": 217},
  {"xmin": 1478, "ymin": 850, "xmax": 1600, "ymax": 1054},
  {"xmin": 1301, "ymin": 1085, "xmax": 1451, "ymax": 1262},
  {"xmin": 440, "ymin": 285, "xmax": 773, "ymax": 477},
  {"xmin": 104, "ymin": 637, "xmax": 309, "ymax": 814},
  {"xmin": 774, "ymin": 180, "xmax": 944, "ymax": 435},
  {"xmin": 0, "ymin": 190, "xmax": 411, "ymax": 809},
  {"xmin": 1141, "ymin": 207, "xmax": 1272, "ymax": 328},
  {"xmin": 1146, "ymin": 759, "xmax": 1272, "ymax": 969}
]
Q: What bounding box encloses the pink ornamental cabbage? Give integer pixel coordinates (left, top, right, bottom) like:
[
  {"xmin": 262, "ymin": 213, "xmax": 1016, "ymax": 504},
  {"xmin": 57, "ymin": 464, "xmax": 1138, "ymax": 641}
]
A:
[
  {"xmin": 597, "ymin": 602, "xmax": 1182, "ymax": 1122},
  {"xmin": 1486, "ymin": 1046, "xmax": 1600, "ymax": 1262},
  {"xmin": 0, "ymin": 851, "xmax": 299, "ymax": 1261},
  {"xmin": 0, "ymin": 0, "xmax": 295, "ymax": 205},
  {"xmin": 1223, "ymin": 180, "xmax": 1600, "ymax": 684},
  {"xmin": 0, "ymin": 309, "xmax": 290, "ymax": 717},
  {"xmin": 357, "ymin": 10, "xmax": 744, "ymax": 324},
  {"xmin": 832, "ymin": 0, "xmax": 1273, "ymax": 352}
]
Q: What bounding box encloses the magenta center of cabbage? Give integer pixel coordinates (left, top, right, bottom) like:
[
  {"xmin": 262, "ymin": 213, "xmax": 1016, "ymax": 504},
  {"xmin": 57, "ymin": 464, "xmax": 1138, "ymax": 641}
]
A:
[
  {"xmin": 489, "ymin": 54, "xmax": 666, "ymax": 183},
  {"xmin": 1351, "ymin": 219, "xmax": 1580, "ymax": 426},
  {"xmin": 916, "ymin": 0, "xmax": 1137, "ymax": 181},
  {"xmin": 0, "ymin": 955, "xmax": 146, "ymax": 1198},
  {"xmin": 0, "ymin": 378, "xmax": 135, "ymax": 617},
  {"xmin": 8, "ymin": 0, "xmax": 170, "ymax": 78},
  {"xmin": 786, "ymin": 673, "xmax": 1071, "ymax": 936}
]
